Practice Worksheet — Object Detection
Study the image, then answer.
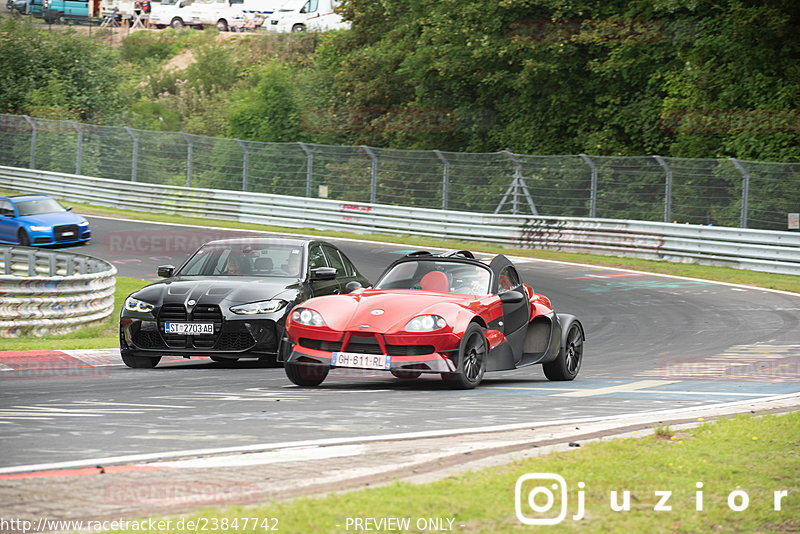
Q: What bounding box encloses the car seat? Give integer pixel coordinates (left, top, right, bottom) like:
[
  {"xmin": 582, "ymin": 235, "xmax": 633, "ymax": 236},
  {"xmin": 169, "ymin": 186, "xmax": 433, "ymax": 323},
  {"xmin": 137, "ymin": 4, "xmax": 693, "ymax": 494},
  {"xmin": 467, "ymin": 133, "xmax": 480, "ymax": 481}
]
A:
[{"xmin": 419, "ymin": 271, "xmax": 449, "ymax": 292}]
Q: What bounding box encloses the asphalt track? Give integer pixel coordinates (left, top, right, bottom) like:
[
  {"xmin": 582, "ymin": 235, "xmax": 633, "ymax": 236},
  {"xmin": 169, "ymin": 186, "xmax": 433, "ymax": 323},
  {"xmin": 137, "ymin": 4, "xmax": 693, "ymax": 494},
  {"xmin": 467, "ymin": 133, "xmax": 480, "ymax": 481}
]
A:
[{"xmin": 1, "ymin": 215, "xmax": 799, "ymax": 472}]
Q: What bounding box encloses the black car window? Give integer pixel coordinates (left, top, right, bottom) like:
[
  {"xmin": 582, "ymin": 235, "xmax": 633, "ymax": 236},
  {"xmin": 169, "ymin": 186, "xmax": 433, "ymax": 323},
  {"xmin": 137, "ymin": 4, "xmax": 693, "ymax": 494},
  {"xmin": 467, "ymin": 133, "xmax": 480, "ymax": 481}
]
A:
[
  {"xmin": 339, "ymin": 251, "xmax": 357, "ymax": 277},
  {"xmin": 497, "ymin": 266, "xmax": 521, "ymax": 293},
  {"xmin": 322, "ymin": 245, "xmax": 346, "ymax": 276},
  {"xmin": 308, "ymin": 244, "xmax": 327, "ymax": 271},
  {"xmin": 15, "ymin": 198, "xmax": 65, "ymax": 216},
  {"xmin": 0, "ymin": 200, "xmax": 13, "ymax": 217}
]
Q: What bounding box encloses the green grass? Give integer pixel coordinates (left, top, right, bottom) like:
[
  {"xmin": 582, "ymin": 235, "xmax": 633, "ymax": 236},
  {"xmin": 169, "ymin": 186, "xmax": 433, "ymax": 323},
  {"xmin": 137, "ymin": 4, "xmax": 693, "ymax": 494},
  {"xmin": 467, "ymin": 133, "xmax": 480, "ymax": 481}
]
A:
[
  {"xmin": 1, "ymin": 276, "xmax": 150, "ymax": 350},
  {"xmin": 98, "ymin": 412, "xmax": 799, "ymax": 534}
]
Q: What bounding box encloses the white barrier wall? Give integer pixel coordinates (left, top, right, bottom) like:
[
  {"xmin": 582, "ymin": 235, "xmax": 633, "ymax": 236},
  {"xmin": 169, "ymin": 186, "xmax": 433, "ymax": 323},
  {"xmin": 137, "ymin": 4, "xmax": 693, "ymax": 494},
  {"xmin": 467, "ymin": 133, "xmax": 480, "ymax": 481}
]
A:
[
  {"xmin": 0, "ymin": 246, "xmax": 117, "ymax": 338},
  {"xmin": 3, "ymin": 165, "xmax": 800, "ymax": 276}
]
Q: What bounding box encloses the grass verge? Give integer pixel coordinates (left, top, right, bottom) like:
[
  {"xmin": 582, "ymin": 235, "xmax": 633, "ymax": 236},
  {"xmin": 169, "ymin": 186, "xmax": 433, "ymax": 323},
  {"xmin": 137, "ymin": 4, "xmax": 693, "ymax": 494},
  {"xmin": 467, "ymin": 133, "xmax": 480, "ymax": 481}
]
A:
[{"xmin": 100, "ymin": 412, "xmax": 799, "ymax": 533}]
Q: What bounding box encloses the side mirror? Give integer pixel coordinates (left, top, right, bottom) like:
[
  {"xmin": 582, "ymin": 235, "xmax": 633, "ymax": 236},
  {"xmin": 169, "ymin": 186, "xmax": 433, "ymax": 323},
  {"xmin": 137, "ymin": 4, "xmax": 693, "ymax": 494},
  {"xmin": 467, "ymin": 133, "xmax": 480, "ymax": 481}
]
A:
[
  {"xmin": 311, "ymin": 267, "xmax": 337, "ymax": 281},
  {"xmin": 499, "ymin": 290, "xmax": 524, "ymax": 304},
  {"xmin": 65, "ymin": 206, "xmax": 73, "ymax": 211},
  {"xmin": 344, "ymin": 281, "xmax": 363, "ymax": 293},
  {"xmin": 157, "ymin": 265, "xmax": 175, "ymax": 278}
]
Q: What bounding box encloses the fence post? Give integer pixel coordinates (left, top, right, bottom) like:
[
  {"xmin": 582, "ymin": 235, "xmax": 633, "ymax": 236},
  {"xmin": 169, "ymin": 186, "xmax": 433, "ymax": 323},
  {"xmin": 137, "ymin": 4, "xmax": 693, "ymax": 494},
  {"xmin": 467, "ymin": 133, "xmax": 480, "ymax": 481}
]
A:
[
  {"xmin": 730, "ymin": 158, "xmax": 750, "ymax": 229},
  {"xmin": 181, "ymin": 132, "xmax": 193, "ymax": 188},
  {"xmin": 298, "ymin": 142, "xmax": 313, "ymax": 198},
  {"xmin": 235, "ymin": 139, "xmax": 249, "ymax": 192},
  {"xmin": 71, "ymin": 120, "xmax": 83, "ymax": 176},
  {"xmin": 124, "ymin": 127, "xmax": 138, "ymax": 182},
  {"xmin": 362, "ymin": 145, "xmax": 378, "ymax": 204},
  {"xmin": 22, "ymin": 115, "xmax": 36, "ymax": 169},
  {"xmin": 653, "ymin": 155, "xmax": 672, "ymax": 223},
  {"xmin": 579, "ymin": 153, "xmax": 597, "ymax": 218},
  {"xmin": 434, "ymin": 150, "xmax": 449, "ymax": 211}
]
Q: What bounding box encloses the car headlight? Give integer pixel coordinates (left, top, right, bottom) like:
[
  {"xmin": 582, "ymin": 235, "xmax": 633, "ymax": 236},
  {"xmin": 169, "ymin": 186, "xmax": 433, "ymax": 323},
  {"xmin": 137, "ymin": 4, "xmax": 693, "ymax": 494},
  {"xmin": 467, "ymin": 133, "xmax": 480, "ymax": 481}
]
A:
[
  {"xmin": 405, "ymin": 315, "xmax": 447, "ymax": 332},
  {"xmin": 79, "ymin": 221, "xmax": 90, "ymax": 227},
  {"xmin": 230, "ymin": 300, "xmax": 287, "ymax": 315},
  {"xmin": 124, "ymin": 296, "xmax": 155, "ymax": 313},
  {"xmin": 291, "ymin": 308, "xmax": 324, "ymax": 326},
  {"xmin": 29, "ymin": 225, "xmax": 52, "ymax": 231}
]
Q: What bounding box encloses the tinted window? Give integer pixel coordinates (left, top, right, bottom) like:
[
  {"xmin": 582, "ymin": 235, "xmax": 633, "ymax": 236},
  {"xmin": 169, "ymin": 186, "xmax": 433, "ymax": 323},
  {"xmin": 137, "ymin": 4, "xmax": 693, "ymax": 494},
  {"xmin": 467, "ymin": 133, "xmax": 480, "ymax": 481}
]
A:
[
  {"xmin": 497, "ymin": 266, "xmax": 521, "ymax": 293},
  {"xmin": 15, "ymin": 198, "xmax": 65, "ymax": 216},
  {"xmin": 308, "ymin": 244, "xmax": 327, "ymax": 270},
  {"xmin": 322, "ymin": 245, "xmax": 346, "ymax": 276},
  {"xmin": 178, "ymin": 242, "xmax": 303, "ymax": 277}
]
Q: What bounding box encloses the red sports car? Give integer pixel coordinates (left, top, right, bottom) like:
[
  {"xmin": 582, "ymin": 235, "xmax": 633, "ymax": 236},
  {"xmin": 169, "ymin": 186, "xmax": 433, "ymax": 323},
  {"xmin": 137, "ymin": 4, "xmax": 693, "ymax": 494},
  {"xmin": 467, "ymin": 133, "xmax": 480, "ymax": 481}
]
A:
[{"xmin": 280, "ymin": 251, "xmax": 585, "ymax": 389}]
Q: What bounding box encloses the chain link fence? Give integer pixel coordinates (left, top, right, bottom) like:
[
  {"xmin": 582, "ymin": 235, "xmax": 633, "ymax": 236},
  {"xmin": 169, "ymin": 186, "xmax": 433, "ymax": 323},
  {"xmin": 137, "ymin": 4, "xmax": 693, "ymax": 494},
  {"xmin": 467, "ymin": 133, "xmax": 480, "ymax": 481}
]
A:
[{"xmin": 2, "ymin": 113, "xmax": 798, "ymax": 231}]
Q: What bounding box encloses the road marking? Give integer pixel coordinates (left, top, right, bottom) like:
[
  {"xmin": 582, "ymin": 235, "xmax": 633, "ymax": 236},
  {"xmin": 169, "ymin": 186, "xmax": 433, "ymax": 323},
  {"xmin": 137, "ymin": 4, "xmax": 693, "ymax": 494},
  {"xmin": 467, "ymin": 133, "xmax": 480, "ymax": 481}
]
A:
[{"xmin": 552, "ymin": 380, "xmax": 680, "ymax": 397}]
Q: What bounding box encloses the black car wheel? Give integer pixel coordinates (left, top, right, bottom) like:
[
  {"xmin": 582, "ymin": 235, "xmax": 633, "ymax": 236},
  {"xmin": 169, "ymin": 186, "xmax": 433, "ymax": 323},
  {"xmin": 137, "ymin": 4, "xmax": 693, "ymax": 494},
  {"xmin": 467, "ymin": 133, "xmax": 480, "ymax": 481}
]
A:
[
  {"xmin": 121, "ymin": 350, "xmax": 162, "ymax": 369},
  {"xmin": 444, "ymin": 323, "xmax": 487, "ymax": 389},
  {"xmin": 291, "ymin": 23, "xmax": 305, "ymax": 32},
  {"xmin": 216, "ymin": 18, "xmax": 228, "ymax": 31},
  {"xmin": 17, "ymin": 229, "xmax": 30, "ymax": 246},
  {"xmin": 285, "ymin": 362, "xmax": 328, "ymax": 386},
  {"xmin": 170, "ymin": 17, "xmax": 183, "ymax": 29},
  {"xmin": 543, "ymin": 322, "xmax": 584, "ymax": 381}
]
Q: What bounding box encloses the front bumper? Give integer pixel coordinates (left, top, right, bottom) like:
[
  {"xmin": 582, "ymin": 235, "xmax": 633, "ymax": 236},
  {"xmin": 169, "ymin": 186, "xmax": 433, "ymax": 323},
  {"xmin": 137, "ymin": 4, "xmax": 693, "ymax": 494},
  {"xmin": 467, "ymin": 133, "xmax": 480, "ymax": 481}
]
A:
[
  {"xmin": 120, "ymin": 316, "xmax": 280, "ymax": 358},
  {"xmin": 29, "ymin": 226, "xmax": 91, "ymax": 246}
]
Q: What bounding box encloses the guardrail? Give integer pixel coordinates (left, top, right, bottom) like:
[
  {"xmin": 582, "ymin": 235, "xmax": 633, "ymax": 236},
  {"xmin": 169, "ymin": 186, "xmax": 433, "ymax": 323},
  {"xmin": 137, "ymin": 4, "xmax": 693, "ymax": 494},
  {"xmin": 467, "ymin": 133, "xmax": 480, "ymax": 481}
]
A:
[
  {"xmin": 2, "ymin": 165, "xmax": 799, "ymax": 276},
  {"xmin": 0, "ymin": 245, "xmax": 117, "ymax": 338}
]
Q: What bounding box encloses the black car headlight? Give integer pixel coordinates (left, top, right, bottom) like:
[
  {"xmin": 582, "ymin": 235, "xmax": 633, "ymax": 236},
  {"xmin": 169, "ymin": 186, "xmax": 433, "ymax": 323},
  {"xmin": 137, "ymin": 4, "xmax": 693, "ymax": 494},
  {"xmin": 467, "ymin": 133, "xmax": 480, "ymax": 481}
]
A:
[
  {"xmin": 230, "ymin": 300, "xmax": 287, "ymax": 315},
  {"xmin": 291, "ymin": 308, "xmax": 325, "ymax": 326},
  {"xmin": 124, "ymin": 296, "xmax": 155, "ymax": 313}
]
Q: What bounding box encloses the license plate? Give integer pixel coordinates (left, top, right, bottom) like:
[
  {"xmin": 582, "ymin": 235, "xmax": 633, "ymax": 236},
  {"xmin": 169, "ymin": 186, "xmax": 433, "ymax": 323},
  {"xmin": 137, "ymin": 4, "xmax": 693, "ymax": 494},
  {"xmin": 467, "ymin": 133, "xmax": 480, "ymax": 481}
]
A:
[
  {"xmin": 164, "ymin": 322, "xmax": 214, "ymax": 335},
  {"xmin": 331, "ymin": 352, "xmax": 391, "ymax": 370},
  {"xmin": 61, "ymin": 231, "xmax": 74, "ymax": 236}
]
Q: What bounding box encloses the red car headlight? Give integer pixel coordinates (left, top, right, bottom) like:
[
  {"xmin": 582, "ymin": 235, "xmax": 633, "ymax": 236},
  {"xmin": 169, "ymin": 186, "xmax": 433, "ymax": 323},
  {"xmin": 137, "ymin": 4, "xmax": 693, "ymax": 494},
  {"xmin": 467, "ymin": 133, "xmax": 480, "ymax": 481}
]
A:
[
  {"xmin": 405, "ymin": 315, "xmax": 447, "ymax": 332},
  {"xmin": 292, "ymin": 308, "xmax": 325, "ymax": 326}
]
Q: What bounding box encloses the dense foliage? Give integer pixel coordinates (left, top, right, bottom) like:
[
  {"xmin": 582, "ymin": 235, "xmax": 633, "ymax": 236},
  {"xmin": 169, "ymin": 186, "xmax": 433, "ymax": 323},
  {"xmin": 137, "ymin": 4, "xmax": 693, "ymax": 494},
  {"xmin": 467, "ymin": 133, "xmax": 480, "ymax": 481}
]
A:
[{"xmin": 1, "ymin": 0, "xmax": 798, "ymax": 162}]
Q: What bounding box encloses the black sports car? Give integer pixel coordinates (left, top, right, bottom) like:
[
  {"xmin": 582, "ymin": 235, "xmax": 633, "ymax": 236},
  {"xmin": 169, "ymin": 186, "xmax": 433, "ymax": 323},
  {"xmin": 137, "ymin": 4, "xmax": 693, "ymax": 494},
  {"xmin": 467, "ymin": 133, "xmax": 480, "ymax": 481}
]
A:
[{"xmin": 119, "ymin": 237, "xmax": 370, "ymax": 368}]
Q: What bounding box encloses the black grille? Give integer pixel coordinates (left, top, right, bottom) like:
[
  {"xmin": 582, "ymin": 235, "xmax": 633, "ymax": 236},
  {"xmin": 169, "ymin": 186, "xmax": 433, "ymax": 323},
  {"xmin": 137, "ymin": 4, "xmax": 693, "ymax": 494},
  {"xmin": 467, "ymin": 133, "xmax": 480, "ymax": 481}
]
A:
[
  {"xmin": 299, "ymin": 336, "xmax": 433, "ymax": 356},
  {"xmin": 159, "ymin": 304, "xmax": 187, "ymax": 321},
  {"xmin": 216, "ymin": 332, "xmax": 257, "ymax": 351},
  {"xmin": 53, "ymin": 224, "xmax": 80, "ymax": 241},
  {"xmin": 133, "ymin": 330, "xmax": 166, "ymax": 349},
  {"xmin": 192, "ymin": 305, "xmax": 222, "ymax": 321}
]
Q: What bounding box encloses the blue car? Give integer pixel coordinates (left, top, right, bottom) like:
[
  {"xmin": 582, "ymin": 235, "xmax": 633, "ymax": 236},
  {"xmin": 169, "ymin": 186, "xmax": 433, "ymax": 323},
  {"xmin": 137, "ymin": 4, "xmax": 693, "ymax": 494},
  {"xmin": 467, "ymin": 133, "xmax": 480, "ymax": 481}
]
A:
[{"xmin": 0, "ymin": 194, "xmax": 91, "ymax": 247}]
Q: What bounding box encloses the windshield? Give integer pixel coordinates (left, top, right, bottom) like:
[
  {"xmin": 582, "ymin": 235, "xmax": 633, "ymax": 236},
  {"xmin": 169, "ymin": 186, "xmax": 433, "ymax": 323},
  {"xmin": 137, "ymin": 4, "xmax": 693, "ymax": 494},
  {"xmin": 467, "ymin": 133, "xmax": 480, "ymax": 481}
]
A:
[
  {"xmin": 178, "ymin": 242, "xmax": 305, "ymax": 277},
  {"xmin": 375, "ymin": 260, "xmax": 491, "ymax": 295},
  {"xmin": 15, "ymin": 198, "xmax": 66, "ymax": 216}
]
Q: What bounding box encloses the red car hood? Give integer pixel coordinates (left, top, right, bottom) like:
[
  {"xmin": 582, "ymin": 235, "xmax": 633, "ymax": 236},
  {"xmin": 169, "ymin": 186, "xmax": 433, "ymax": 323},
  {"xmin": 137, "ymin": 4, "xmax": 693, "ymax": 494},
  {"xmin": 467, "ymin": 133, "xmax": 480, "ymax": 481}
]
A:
[{"xmin": 307, "ymin": 289, "xmax": 482, "ymax": 333}]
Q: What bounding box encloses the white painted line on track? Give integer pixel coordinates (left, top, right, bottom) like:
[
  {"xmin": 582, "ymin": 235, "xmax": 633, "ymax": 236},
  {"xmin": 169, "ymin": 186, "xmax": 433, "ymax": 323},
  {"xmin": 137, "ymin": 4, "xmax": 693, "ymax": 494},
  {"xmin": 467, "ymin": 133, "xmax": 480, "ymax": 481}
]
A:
[{"xmin": 2, "ymin": 391, "xmax": 798, "ymax": 476}]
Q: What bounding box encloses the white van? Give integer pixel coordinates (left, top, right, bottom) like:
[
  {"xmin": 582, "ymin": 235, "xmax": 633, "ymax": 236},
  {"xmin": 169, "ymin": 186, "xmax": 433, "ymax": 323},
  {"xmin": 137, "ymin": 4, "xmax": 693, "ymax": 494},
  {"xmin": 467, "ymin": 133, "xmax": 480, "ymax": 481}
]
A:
[
  {"xmin": 150, "ymin": 0, "xmax": 196, "ymax": 28},
  {"xmin": 187, "ymin": 0, "xmax": 282, "ymax": 31},
  {"xmin": 266, "ymin": 0, "xmax": 348, "ymax": 33}
]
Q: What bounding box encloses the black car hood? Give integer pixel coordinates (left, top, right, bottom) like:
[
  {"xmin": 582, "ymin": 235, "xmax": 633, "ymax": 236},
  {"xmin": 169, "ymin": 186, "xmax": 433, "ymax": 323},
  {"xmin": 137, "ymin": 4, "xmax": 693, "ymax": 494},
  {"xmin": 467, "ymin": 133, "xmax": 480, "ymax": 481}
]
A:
[{"xmin": 132, "ymin": 276, "xmax": 301, "ymax": 308}]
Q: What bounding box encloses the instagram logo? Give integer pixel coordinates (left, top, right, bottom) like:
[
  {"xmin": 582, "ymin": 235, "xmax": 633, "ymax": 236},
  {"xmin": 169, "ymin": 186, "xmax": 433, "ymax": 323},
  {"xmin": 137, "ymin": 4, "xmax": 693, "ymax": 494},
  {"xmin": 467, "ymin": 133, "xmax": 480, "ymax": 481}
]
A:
[{"xmin": 515, "ymin": 473, "xmax": 569, "ymax": 525}]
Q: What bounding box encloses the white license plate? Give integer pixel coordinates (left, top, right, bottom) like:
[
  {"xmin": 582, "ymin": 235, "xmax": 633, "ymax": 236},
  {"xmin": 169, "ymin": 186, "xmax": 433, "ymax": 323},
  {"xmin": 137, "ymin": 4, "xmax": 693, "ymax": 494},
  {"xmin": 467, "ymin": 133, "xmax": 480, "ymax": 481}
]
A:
[
  {"xmin": 331, "ymin": 352, "xmax": 391, "ymax": 370},
  {"xmin": 61, "ymin": 231, "xmax": 74, "ymax": 237},
  {"xmin": 164, "ymin": 322, "xmax": 214, "ymax": 335}
]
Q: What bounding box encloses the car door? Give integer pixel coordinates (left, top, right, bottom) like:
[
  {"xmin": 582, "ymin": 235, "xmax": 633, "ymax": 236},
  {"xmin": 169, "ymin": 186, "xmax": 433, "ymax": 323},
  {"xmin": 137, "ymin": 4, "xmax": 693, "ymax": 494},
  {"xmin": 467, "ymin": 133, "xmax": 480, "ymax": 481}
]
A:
[
  {"xmin": 307, "ymin": 243, "xmax": 340, "ymax": 297},
  {"xmin": 0, "ymin": 200, "xmax": 19, "ymax": 243},
  {"xmin": 489, "ymin": 255, "xmax": 530, "ymax": 361}
]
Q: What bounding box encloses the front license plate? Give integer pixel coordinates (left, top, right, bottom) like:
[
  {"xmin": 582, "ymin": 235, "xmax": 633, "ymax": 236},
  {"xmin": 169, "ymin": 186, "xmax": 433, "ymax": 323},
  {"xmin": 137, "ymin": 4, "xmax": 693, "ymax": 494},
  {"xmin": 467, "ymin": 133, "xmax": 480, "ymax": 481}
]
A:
[
  {"xmin": 61, "ymin": 231, "xmax": 74, "ymax": 237},
  {"xmin": 332, "ymin": 352, "xmax": 391, "ymax": 370},
  {"xmin": 164, "ymin": 322, "xmax": 214, "ymax": 335}
]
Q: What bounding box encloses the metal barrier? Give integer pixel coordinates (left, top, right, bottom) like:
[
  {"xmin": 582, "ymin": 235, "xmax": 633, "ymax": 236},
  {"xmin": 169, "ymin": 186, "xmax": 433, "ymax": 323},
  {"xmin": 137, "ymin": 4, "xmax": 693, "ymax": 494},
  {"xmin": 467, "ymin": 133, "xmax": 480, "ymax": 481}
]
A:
[
  {"xmin": 2, "ymin": 165, "xmax": 799, "ymax": 276},
  {"xmin": 0, "ymin": 245, "xmax": 117, "ymax": 338}
]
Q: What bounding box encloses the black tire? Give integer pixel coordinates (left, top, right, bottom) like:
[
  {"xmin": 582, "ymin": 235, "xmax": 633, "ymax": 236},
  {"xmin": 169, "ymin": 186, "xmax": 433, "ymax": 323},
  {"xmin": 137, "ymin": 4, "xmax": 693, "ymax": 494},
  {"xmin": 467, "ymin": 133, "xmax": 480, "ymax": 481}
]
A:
[
  {"xmin": 170, "ymin": 17, "xmax": 183, "ymax": 29},
  {"xmin": 121, "ymin": 351, "xmax": 161, "ymax": 369},
  {"xmin": 285, "ymin": 362, "xmax": 328, "ymax": 386},
  {"xmin": 391, "ymin": 369, "xmax": 422, "ymax": 380},
  {"xmin": 543, "ymin": 322, "xmax": 584, "ymax": 381},
  {"xmin": 17, "ymin": 229, "xmax": 30, "ymax": 246},
  {"xmin": 291, "ymin": 23, "xmax": 305, "ymax": 32},
  {"xmin": 216, "ymin": 18, "xmax": 227, "ymax": 31},
  {"xmin": 443, "ymin": 323, "xmax": 487, "ymax": 389}
]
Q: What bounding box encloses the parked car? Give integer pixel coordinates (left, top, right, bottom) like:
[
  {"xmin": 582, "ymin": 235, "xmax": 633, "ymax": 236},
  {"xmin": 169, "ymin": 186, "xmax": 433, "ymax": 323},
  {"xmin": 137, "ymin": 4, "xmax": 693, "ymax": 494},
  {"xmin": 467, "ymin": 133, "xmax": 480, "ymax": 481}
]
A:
[
  {"xmin": 281, "ymin": 250, "xmax": 585, "ymax": 389},
  {"xmin": 119, "ymin": 237, "xmax": 370, "ymax": 368},
  {"xmin": 0, "ymin": 194, "xmax": 91, "ymax": 247},
  {"xmin": 266, "ymin": 0, "xmax": 347, "ymax": 33}
]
